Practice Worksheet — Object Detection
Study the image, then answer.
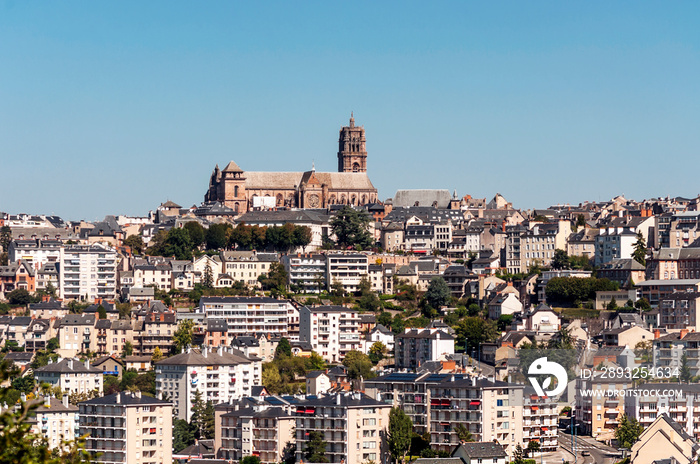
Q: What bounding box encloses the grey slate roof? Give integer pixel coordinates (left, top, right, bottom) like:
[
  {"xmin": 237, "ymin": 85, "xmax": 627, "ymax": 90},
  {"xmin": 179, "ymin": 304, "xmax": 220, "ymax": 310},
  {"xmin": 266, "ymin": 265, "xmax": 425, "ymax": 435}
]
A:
[
  {"xmin": 80, "ymin": 391, "xmax": 170, "ymax": 406},
  {"xmin": 35, "ymin": 358, "xmax": 102, "ymax": 374},
  {"xmin": 452, "ymin": 441, "xmax": 507, "ymax": 458}
]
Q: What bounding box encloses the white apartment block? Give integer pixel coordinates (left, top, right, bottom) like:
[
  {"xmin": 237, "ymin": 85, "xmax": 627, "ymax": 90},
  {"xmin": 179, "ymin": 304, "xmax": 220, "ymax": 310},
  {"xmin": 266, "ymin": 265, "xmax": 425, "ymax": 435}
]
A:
[
  {"xmin": 133, "ymin": 262, "xmax": 172, "ymax": 291},
  {"xmin": 200, "ymin": 296, "xmax": 295, "ymax": 338},
  {"xmin": 282, "ymin": 253, "xmax": 327, "ymax": 293},
  {"xmin": 624, "ymin": 384, "xmax": 700, "ymax": 440},
  {"xmin": 79, "ymin": 391, "xmax": 172, "ymax": 464},
  {"xmin": 34, "ymin": 358, "xmax": 103, "ymax": 396},
  {"xmin": 522, "ymin": 388, "xmax": 559, "ymax": 452},
  {"xmin": 155, "ymin": 346, "xmax": 262, "ymax": 421},
  {"xmin": 8, "ymin": 239, "xmax": 62, "ymax": 271},
  {"xmin": 31, "ymin": 396, "xmax": 80, "ymax": 451},
  {"xmin": 326, "ymin": 253, "xmax": 369, "ymax": 293},
  {"xmin": 59, "ymin": 243, "xmax": 117, "ymax": 301},
  {"xmin": 299, "ymin": 305, "xmax": 362, "ymax": 363},
  {"xmin": 595, "ymin": 228, "xmax": 638, "ymax": 266}
]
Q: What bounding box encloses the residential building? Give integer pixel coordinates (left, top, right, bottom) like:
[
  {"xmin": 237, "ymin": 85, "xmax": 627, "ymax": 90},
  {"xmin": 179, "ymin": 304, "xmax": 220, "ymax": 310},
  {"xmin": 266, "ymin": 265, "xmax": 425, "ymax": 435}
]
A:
[
  {"xmin": 59, "ymin": 243, "xmax": 118, "ymax": 301},
  {"xmin": 595, "ymin": 228, "xmax": 638, "ymax": 267},
  {"xmin": 282, "ymin": 253, "xmax": 327, "ymax": 293},
  {"xmin": 451, "ymin": 441, "xmax": 508, "ymax": 464},
  {"xmin": 306, "ymin": 371, "xmax": 332, "ymax": 395},
  {"xmin": 636, "ymin": 279, "xmax": 700, "ymax": 306},
  {"xmin": 34, "ymin": 358, "xmax": 103, "ymax": 395},
  {"xmin": 29, "ymin": 297, "xmax": 69, "ymax": 319},
  {"xmin": 56, "ymin": 314, "xmax": 97, "ymax": 357},
  {"xmin": 133, "ymin": 310, "xmax": 177, "ymax": 356},
  {"xmin": 522, "ymin": 387, "xmax": 559, "ymax": 452},
  {"xmin": 31, "ymin": 395, "xmax": 80, "ymax": 451},
  {"xmin": 200, "ymin": 296, "xmax": 296, "ymax": 339},
  {"xmin": 364, "ymin": 324, "xmax": 395, "ymax": 352},
  {"xmin": 625, "ymin": 384, "xmax": 700, "ymax": 441},
  {"xmin": 133, "ymin": 261, "xmax": 172, "ymax": 291},
  {"xmin": 653, "ymin": 331, "xmax": 700, "ymax": 378},
  {"xmin": 299, "ymin": 305, "xmax": 361, "ymax": 363},
  {"xmin": 487, "ymin": 293, "xmax": 522, "ymax": 319},
  {"xmin": 25, "ymin": 318, "xmax": 55, "ymax": 353},
  {"xmin": 428, "ymin": 376, "xmax": 524, "ymax": 457},
  {"xmin": 597, "ymin": 258, "xmax": 647, "ymax": 287},
  {"xmin": 628, "ymin": 413, "xmax": 700, "ymax": 464},
  {"xmin": 220, "ymin": 250, "xmax": 278, "ymax": 288},
  {"xmin": 293, "ymin": 392, "xmax": 391, "ymax": 464},
  {"xmin": 326, "ymin": 253, "xmax": 369, "ymax": 293},
  {"xmin": 575, "ymin": 372, "xmax": 632, "ymax": 439},
  {"xmin": 0, "ymin": 261, "xmax": 36, "ymax": 298},
  {"xmin": 566, "ymin": 228, "xmax": 598, "ymax": 259},
  {"xmin": 79, "ymin": 391, "xmax": 172, "ymax": 464},
  {"xmin": 155, "ymin": 346, "xmax": 262, "ymax": 421},
  {"xmin": 520, "ymin": 221, "xmax": 572, "ymax": 272},
  {"xmin": 658, "ymin": 292, "xmax": 700, "ymax": 331},
  {"xmin": 394, "ymin": 328, "xmax": 455, "ymax": 370},
  {"xmin": 8, "ymin": 239, "xmax": 62, "ymax": 271}
]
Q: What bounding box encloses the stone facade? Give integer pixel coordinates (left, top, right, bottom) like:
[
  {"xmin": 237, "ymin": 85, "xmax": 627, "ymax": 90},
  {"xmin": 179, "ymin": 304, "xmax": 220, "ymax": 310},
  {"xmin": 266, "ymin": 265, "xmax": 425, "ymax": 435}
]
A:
[{"xmin": 204, "ymin": 116, "xmax": 378, "ymax": 213}]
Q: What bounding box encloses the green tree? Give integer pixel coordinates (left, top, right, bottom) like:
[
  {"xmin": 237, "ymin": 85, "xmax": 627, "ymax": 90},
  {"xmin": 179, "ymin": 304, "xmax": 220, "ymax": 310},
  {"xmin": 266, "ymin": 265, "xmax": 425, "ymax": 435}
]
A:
[
  {"xmin": 122, "ymin": 341, "xmax": 134, "ymax": 357},
  {"xmin": 202, "ymin": 400, "xmax": 215, "ymax": 439},
  {"xmin": 151, "ymin": 346, "xmax": 164, "ymax": 363},
  {"xmin": 146, "ymin": 229, "xmax": 168, "ymax": 256},
  {"xmin": 293, "ymin": 225, "xmax": 313, "ymax": 251},
  {"xmin": 173, "ymin": 320, "xmax": 195, "ymax": 354},
  {"xmin": 306, "ymin": 352, "xmax": 326, "ymax": 370},
  {"xmin": 44, "ymin": 282, "xmax": 57, "ymax": 298},
  {"xmin": 205, "ymin": 223, "xmax": 230, "ymax": 250},
  {"xmin": 203, "ymin": 263, "xmax": 214, "ymax": 289},
  {"xmin": 190, "ymin": 390, "xmax": 207, "ymax": 439},
  {"xmin": 377, "ymin": 311, "xmax": 393, "ymax": 327},
  {"xmin": 551, "ymin": 249, "xmax": 570, "ymax": 270},
  {"xmin": 97, "ymin": 305, "xmax": 107, "ymax": 320},
  {"xmin": 454, "ymin": 423, "xmax": 474, "ymax": 442},
  {"xmin": 123, "ymin": 234, "xmax": 145, "ymax": 254},
  {"xmin": 304, "ymin": 430, "xmax": 329, "ymax": 463},
  {"xmin": 512, "ymin": 444, "xmax": 526, "ymax": 464},
  {"xmin": 681, "ymin": 353, "xmax": 692, "ymax": 383},
  {"xmin": 526, "ymin": 439, "xmax": 540, "ymax": 458},
  {"xmin": 632, "ymin": 232, "xmax": 647, "ymax": 266},
  {"xmin": 241, "ymin": 457, "xmax": 261, "ymax": 464},
  {"xmin": 497, "ymin": 314, "xmax": 514, "ymax": 332},
  {"xmin": 7, "ymin": 289, "xmax": 31, "ymax": 306},
  {"xmin": 342, "ymin": 350, "xmax": 375, "ymax": 380},
  {"xmin": 614, "ymin": 414, "xmax": 644, "ymax": 449},
  {"xmin": 424, "ymin": 276, "xmax": 451, "ymax": 311},
  {"xmin": 634, "ymin": 341, "xmax": 653, "ymax": 364},
  {"xmin": 330, "ymin": 205, "xmax": 373, "ymax": 249},
  {"xmin": 607, "ymin": 297, "xmax": 618, "ymax": 311},
  {"xmin": 258, "ymin": 263, "xmax": 288, "ymax": 296},
  {"xmin": 368, "ymin": 341, "xmax": 387, "ymax": 364},
  {"xmin": 163, "ymin": 227, "xmax": 193, "ymax": 260},
  {"xmin": 275, "ymin": 338, "xmax": 292, "ymax": 359},
  {"xmin": 173, "ymin": 418, "xmax": 196, "ymax": 452},
  {"xmin": 387, "ymin": 407, "xmax": 413, "ymax": 464},
  {"xmin": 261, "ymin": 363, "xmax": 282, "ymax": 393},
  {"xmin": 0, "ymin": 226, "xmax": 12, "ymax": 253},
  {"xmin": 454, "ymin": 317, "xmax": 499, "ymax": 353},
  {"xmin": 229, "ymin": 223, "xmax": 253, "ymax": 249},
  {"xmin": 635, "ymin": 298, "xmax": 651, "ymax": 311},
  {"xmin": 183, "ymin": 221, "xmax": 205, "ymax": 249}
]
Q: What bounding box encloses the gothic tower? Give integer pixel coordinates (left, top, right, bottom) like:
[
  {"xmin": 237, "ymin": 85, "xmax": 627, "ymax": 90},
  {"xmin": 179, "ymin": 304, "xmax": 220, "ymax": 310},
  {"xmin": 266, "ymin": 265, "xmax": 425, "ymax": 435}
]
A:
[
  {"xmin": 337, "ymin": 113, "xmax": 367, "ymax": 173},
  {"xmin": 220, "ymin": 160, "xmax": 247, "ymax": 214}
]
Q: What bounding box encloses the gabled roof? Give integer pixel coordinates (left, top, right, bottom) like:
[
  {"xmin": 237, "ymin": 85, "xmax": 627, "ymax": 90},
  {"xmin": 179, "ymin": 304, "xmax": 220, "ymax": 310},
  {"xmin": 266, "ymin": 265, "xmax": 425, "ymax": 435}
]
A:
[
  {"xmin": 222, "ymin": 160, "xmax": 243, "ymax": 173},
  {"xmin": 452, "ymin": 441, "xmax": 507, "ymax": 458}
]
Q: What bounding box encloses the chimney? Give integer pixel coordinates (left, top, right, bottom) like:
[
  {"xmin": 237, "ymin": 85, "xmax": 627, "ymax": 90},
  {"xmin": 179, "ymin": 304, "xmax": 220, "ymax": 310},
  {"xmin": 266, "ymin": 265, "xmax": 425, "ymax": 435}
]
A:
[
  {"xmin": 203, "ymin": 346, "xmax": 208, "ymax": 358},
  {"xmin": 44, "ymin": 395, "xmax": 50, "ymax": 408},
  {"xmin": 20, "ymin": 393, "xmax": 26, "ymax": 403},
  {"xmin": 336, "ymin": 393, "xmax": 341, "ymax": 405},
  {"xmin": 681, "ymin": 329, "xmax": 689, "ymax": 339},
  {"xmin": 68, "ymin": 359, "xmax": 73, "ymax": 371},
  {"xmin": 62, "ymin": 395, "xmax": 69, "ymax": 408},
  {"xmin": 116, "ymin": 392, "xmax": 121, "ymax": 404},
  {"xmin": 42, "ymin": 295, "xmax": 50, "ymax": 303},
  {"xmin": 135, "ymin": 390, "xmax": 141, "ymax": 399},
  {"xmin": 654, "ymin": 329, "xmax": 661, "ymax": 339},
  {"xmin": 95, "ymin": 298, "xmax": 102, "ymax": 305}
]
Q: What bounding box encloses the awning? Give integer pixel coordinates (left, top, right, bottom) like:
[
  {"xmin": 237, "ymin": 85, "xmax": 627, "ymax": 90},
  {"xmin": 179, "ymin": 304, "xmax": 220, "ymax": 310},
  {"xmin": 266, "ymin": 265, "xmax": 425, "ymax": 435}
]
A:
[
  {"xmin": 531, "ymin": 406, "xmax": 539, "ymax": 411},
  {"xmin": 541, "ymin": 427, "xmax": 548, "ymax": 431},
  {"xmin": 305, "ymin": 409, "xmax": 315, "ymax": 414},
  {"xmin": 470, "ymin": 401, "xmax": 481, "ymax": 406}
]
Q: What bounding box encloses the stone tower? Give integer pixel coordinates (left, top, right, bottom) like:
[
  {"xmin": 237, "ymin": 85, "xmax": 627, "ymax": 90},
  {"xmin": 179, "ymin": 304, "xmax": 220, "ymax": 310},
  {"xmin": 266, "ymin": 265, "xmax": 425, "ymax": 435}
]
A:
[
  {"xmin": 337, "ymin": 113, "xmax": 367, "ymax": 173},
  {"xmin": 220, "ymin": 161, "xmax": 247, "ymax": 213}
]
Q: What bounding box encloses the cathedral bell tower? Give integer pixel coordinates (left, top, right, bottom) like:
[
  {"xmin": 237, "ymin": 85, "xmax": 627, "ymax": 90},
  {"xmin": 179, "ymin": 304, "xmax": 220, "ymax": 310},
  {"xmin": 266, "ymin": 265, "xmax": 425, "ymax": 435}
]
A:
[{"xmin": 337, "ymin": 112, "xmax": 367, "ymax": 173}]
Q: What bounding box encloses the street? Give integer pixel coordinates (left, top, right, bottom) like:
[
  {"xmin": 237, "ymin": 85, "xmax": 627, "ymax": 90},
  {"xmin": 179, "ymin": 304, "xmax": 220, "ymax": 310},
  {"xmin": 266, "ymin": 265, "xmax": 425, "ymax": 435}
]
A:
[{"xmin": 558, "ymin": 433, "xmax": 622, "ymax": 464}]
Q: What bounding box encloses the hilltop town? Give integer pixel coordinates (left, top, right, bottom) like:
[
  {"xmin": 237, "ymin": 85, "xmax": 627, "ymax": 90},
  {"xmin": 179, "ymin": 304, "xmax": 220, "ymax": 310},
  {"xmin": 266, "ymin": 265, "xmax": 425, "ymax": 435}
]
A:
[{"xmin": 2, "ymin": 120, "xmax": 699, "ymax": 464}]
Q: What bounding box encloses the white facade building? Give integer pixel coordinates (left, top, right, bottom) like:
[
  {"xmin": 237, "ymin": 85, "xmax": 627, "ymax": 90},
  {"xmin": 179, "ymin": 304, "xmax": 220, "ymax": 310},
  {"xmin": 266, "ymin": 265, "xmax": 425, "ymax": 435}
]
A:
[
  {"xmin": 326, "ymin": 253, "xmax": 369, "ymax": 293},
  {"xmin": 59, "ymin": 243, "xmax": 117, "ymax": 301},
  {"xmin": 200, "ymin": 296, "xmax": 296, "ymax": 338},
  {"xmin": 34, "ymin": 358, "xmax": 103, "ymax": 395},
  {"xmin": 299, "ymin": 306, "xmax": 362, "ymax": 363}
]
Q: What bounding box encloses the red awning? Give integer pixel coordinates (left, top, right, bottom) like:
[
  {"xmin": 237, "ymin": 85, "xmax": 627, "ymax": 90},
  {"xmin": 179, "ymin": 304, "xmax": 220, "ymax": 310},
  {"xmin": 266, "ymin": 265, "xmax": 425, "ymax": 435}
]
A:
[
  {"xmin": 305, "ymin": 409, "xmax": 315, "ymax": 414},
  {"xmin": 541, "ymin": 427, "xmax": 548, "ymax": 431},
  {"xmin": 531, "ymin": 406, "xmax": 539, "ymax": 411},
  {"xmin": 470, "ymin": 401, "xmax": 481, "ymax": 406}
]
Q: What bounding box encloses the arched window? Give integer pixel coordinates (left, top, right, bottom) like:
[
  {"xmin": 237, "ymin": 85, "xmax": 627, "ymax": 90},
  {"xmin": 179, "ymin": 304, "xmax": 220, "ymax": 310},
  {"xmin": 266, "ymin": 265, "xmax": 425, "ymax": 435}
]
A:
[
  {"xmin": 234, "ymin": 185, "xmax": 239, "ymax": 197},
  {"xmin": 276, "ymin": 194, "xmax": 283, "ymax": 206},
  {"xmin": 351, "ymin": 195, "xmax": 357, "ymax": 205},
  {"xmin": 361, "ymin": 194, "xmax": 367, "ymax": 204},
  {"xmin": 352, "ymin": 162, "xmax": 360, "ymax": 172},
  {"xmin": 340, "ymin": 195, "xmax": 347, "ymax": 204},
  {"xmin": 234, "ymin": 203, "xmax": 239, "ymax": 213}
]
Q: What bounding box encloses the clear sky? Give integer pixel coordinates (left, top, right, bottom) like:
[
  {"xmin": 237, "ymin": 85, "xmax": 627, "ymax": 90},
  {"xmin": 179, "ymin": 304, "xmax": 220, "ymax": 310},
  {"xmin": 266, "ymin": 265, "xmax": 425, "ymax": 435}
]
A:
[{"xmin": 1, "ymin": 2, "xmax": 699, "ymax": 220}]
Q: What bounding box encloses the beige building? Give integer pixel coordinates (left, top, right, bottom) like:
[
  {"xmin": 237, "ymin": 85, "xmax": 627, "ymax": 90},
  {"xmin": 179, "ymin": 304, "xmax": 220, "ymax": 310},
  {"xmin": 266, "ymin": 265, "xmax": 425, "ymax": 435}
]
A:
[
  {"xmin": 519, "ymin": 220, "xmax": 572, "ymax": 272},
  {"xmin": 34, "ymin": 358, "xmax": 103, "ymax": 396},
  {"xmin": 31, "ymin": 396, "xmax": 79, "ymax": 451},
  {"xmin": 629, "ymin": 413, "xmax": 699, "ymax": 464},
  {"xmin": 429, "ymin": 376, "xmax": 524, "ymax": 458},
  {"xmin": 294, "ymin": 393, "xmax": 391, "ymax": 464},
  {"xmin": 220, "ymin": 250, "xmax": 279, "ymax": 288},
  {"xmin": 79, "ymin": 391, "xmax": 172, "ymax": 464},
  {"xmin": 216, "ymin": 401, "xmax": 296, "ymax": 464},
  {"xmin": 56, "ymin": 313, "xmax": 97, "ymax": 357},
  {"xmin": 299, "ymin": 305, "xmax": 362, "ymax": 363},
  {"xmin": 575, "ymin": 372, "xmax": 632, "ymax": 439},
  {"xmin": 522, "ymin": 387, "xmax": 559, "ymax": 452}
]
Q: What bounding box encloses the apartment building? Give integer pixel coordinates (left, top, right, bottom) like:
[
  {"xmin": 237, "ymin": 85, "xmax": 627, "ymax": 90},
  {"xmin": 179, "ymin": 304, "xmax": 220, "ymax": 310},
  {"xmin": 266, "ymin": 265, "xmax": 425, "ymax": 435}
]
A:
[
  {"xmin": 575, "ymin": 373, "xmax": 632, "ymax": 439},
  {"xmin": 293, "ymin": 393, "xmax": 391, "ymax": 464},
  {"xmin": 8, "ymin": 239, "xmax": 62, "ymax": 270},
  {"xmin": 133, "ymin": 310, "xmax": 177, "ymax": 356},
  {"xmin": 0, "ymin": 316, "xmax": 32, "ymax": 349},
  {"xmin": 636, "ymin": 279, "xmax": 700, "ymax": 306},
  {"xmin": 522, "ymin": 387, "xmax": 558, "ymax": 452},
  {"xmin": 428, "ymin": 376, "xmax": 524, "ymax": 457},
  {"xmin": 282, "ymin": 253, "xmax": 327, "ymax": 293},
  {"xmin": 594, "ymin": 228, "xmax": 638, "ymax": 267},
  {"xmin": 133, "ymin": 262, "xmax": 172, "ymax": 291},
  {"xmin": 34, "ymin": 358, "xmax": 103, "ymax": 395},
  {"xmin": 29, "ymin": 297, "xmax": 69, "ymax": 319},
  {"xmin": 216, "ymin": 399, "xmax": 295, "ymax": 464},
  {"xmin": 220, "ymin": 250, "xmax": 279, "ymax": 288},
  {"xmin": 505, "ymin": 224, "xmax": 527, "ymax": 275},
  {"xmin": 25, "ymin": 318, "xmax": 56, "ymax": 353},
  {"xmin": 649, "ymin": 248, "xmax": 700, "ymax": 281},
  {"xmin": 56, "ymin": 314, "xmax": 97, "ymax": 357},
  {"xmin": 624, "ymin": 384, "xmax": 700, "ymax": 440},
  {"xmin": 326, "ymin": 253, "xmax": 369, "ymax": 293},
  {"xmin": 155, "ymin": 346, "xmax": 262, "ymax": 421},
  {"xmin": 200, "ymin": 296, "xmax": 296, "ymax": 339},
  {"xmin": 299, "ymin": 305, "xmax": 361, "ymax": 363},
  {"xmin": 394, "ymin": 328, "xmax": 455, "ymax": 370},
  {"xmin": 658, "ymin": 292, "xmax": 700, "ymax": 331},
  {"xmin": 653, "ymin": 331, "xmax": 700, "ymax": 378},
  {"xmin": 0, "ymin": 261, "xmax": 36, "ymax": 298},
  {"xmin": 79, "ymin": 391, "xmax": 172, "ymax": 464},
  {"xmin": 520, "ymin": 221, "xmax": 571, "ymax": 272},
  {"xmin": 566, "ymin": 228, "xmax": 598, "ymax": 259},
  {"xmin": 59, "ymin": 243, "xmax": 117, "ymax": 301},
  {"xmin": 31, "ymin": 396, "xmax": 80, "ymax": 451}
]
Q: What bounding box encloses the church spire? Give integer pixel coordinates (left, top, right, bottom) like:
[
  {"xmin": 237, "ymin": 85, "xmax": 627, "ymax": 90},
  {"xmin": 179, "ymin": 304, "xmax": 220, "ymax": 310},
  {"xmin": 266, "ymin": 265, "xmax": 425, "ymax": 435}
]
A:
[{"xmin": 349, "ymin": 112, "xmax": 354, "ymax": 128}]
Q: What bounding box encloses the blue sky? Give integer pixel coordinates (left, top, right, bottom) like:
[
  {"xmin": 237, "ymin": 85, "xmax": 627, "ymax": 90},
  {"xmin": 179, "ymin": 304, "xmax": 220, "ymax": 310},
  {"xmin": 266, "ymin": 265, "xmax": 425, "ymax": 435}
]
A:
[{"xmin": 1, "ymin": 2, "xmax": 699, "ymax": 220}]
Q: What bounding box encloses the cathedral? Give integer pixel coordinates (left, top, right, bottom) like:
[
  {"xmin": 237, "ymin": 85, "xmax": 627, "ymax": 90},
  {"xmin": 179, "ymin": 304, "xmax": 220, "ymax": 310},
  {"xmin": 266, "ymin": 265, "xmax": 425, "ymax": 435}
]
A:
[{"xmin": 204, "ymin": 115, "xmax": 379, "ymax": 213}]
